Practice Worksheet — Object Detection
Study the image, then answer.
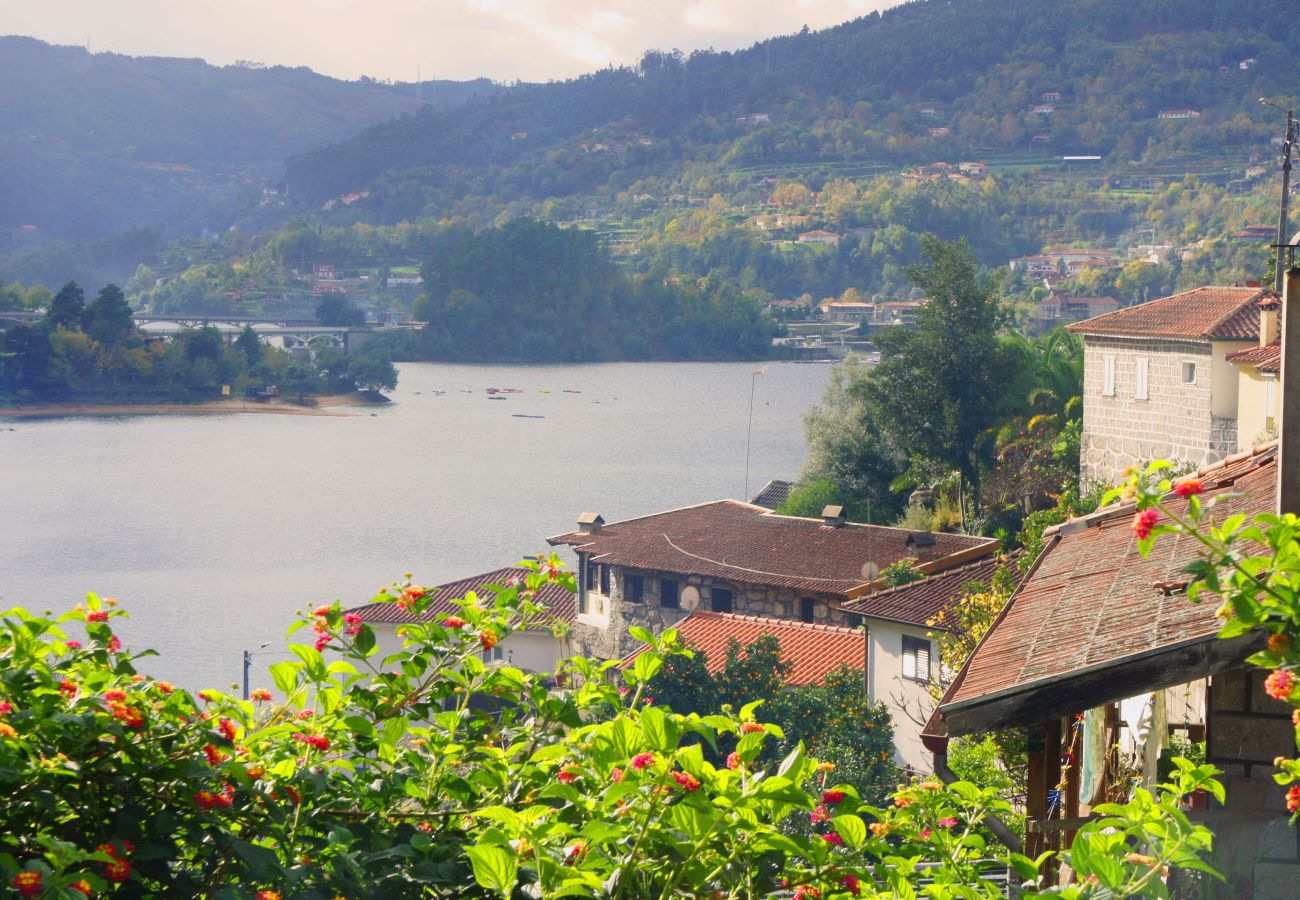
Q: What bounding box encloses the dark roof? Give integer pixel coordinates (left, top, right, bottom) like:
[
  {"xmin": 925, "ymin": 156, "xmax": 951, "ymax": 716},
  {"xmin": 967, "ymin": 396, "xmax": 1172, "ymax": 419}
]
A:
[
  {"xmin": 348, "ymin": 566, "xmax": 577, "ymax": 626},
  {"xmin": 1065, "ymin": 286, "xmax": 1270, "ymax": 341},
  {"xmin": 749, "ymin": 479, "xmax": 797, "ymax": 510},
  {"xmin": 622, "ymin": 610, "xmax": 863, "ymax": 686},
  {"xmin": 932, "ymin": 443, "xmax": 1277, "ymax": 741},
  {"xmin": 1226, "ymin": 342, "xmax": 1281, "ymax": 374},
  {"xmin": 842, "ymin": 553, "xmax": 1024, "ymax": 628},
  {"xmin": 548, "ymin": 500, "xmax": 997, "ymax": 599}
]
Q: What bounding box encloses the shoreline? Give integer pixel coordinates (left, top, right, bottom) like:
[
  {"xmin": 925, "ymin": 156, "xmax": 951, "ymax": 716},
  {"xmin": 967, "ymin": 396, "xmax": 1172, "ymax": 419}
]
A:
[{"xmin": 0, "ymin": 392, "xmax": 383, "ymax": 420}]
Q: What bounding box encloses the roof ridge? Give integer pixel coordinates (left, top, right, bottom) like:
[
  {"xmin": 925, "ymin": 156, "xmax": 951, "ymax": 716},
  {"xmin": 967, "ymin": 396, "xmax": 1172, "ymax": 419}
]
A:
[
  {"xmin": 546, "ymin": 498, "xmax": 751, "ymax": 543},
  {"xmin": 1202, "ymin": 287, "xmax": 1266, "ymax": 338},
  {"xmin": 690, "ymin": 608, "xmax": 862, "ymax": 635},
  {"xmin": 850, "ymin": 551, "xmax": 1017, "ymax": 602}
]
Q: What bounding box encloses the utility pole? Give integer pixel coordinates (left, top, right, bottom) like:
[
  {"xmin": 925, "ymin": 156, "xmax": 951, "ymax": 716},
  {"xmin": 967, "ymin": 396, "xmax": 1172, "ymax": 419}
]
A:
[{"xmin": 1262, "ymin": 100, "xmax": 1297, "ymax": 292}]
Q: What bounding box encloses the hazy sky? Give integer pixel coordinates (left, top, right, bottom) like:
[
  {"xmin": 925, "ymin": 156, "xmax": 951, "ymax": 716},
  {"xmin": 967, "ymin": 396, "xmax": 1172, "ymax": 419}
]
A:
[{"xmin": 2, "ymin": 1, "xmax": 901, "ymax": 83}]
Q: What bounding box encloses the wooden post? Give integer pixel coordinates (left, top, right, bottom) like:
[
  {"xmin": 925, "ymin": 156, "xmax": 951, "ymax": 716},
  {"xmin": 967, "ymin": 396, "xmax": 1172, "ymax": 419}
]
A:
[
  {"xmin": 1026, "ymin": 724, "xmax": 1047, "ymax": 859},
  {"xmin": 1044, "ymin": 718, "xmax": 1063, "ymax": 862},
  {"xmin": 1280, "ymin": 268, "xmax": 1300, "ymax": 515}
]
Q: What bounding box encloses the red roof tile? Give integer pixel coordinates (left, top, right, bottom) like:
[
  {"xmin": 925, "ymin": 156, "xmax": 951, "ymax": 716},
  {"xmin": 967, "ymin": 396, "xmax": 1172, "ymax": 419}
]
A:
[
  {"xmin": 842, "ymin": 553, "xmax": 1024, "ymax": 628},
  {"xmin": 548, "ymin": 500, "xmax": 996, "ymax": 599},
  {"xmin": 1226, "ymin": 342, "xmax": 1281, "ymax": 374},
  {"xmin": 347, "ymin": 566, "xmax": 576, "ymax": 627},
  {"xmin": 623, "ymin": 610, "xmax": 863, "ymax": 686},
  {"xmin": 1065, "ymin": 286, "xmax": 1271, "ymax": 340},
  {"xmin": 936, "ymin": 443, "xmax": 1277, "ymax": 735}
]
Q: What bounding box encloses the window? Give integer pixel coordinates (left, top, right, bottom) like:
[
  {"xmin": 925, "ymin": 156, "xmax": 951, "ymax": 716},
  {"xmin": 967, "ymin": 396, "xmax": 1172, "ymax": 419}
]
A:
[
  {"xmin": 599, "ymin": 564, "xmax": 610, "ymax": 595},
  {"xmin": 902, "ymin": 635, "xmax": 931, "ymax": 683},
  {"xmin": 660, "ymin": 579, "xmax": 680, "ymax": 609},
  {"xmin": 1135, "ymin": 357, "xmax": 1149, "ymax": 400},
  {"xmin": 481, "ymin": 645, "xmax": 504, "ymax": 663},
  {"xmin": 800, "ymin": 597, "xmax": 817, "ymax": 623},
  {"xmin": 584, "ymin": 556, "xmax": 597, "ymax": 592},
  {"xmin": 1266, "ymin": 375, "xmax": 1278, "ymax": 429},
  {"xmin": 1102, "ymin": 354, "xmax": 1116, "ymax": 396},
  {"xmin": 1182, "ymin": 362, "xmax": 1196, "ymax": 384},
  {"xmin": 712, "ymin": 588, "xmax": 733, "ymax": 613},
  {"xmin": 626, "ymin": 573, "xmax": 644, "ymax": 603}
]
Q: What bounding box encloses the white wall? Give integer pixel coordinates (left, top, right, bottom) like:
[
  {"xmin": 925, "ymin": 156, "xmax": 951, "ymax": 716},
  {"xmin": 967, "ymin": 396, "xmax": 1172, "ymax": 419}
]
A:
[
  {"xmin": 370, "ymin": 623, "xmax": 570, "ymax": 676},
  {"xmin": 866, "ymin": 619, "xmax": 939, "ymax": 774}
]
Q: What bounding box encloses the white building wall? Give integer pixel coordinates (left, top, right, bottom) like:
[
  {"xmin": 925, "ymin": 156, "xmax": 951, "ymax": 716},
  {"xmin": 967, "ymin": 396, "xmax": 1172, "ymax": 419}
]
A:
[
  {"xmin": 370, "ymin": 623, "xmax": 570, "ymax": 676},
  {"xmin": 866, "ymin": 619, "xmax": 939, "ymax": 774}
]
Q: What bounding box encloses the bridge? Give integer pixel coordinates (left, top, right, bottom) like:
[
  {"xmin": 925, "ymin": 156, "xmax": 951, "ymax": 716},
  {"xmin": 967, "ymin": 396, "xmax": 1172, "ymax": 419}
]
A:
[{"xmin": 0, "ymin": 310, "xmax": 421, "ymax": 354}]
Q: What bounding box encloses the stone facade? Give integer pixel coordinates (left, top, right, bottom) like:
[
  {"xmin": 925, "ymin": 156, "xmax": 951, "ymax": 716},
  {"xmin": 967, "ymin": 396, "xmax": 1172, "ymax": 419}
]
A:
[
  {"xmin": 1079, "ymin": 336, "xmax": 1253, "ymax": 486},
  {"xmin": 569, "ymin": 557, "xmax": 850, "ymax": 660},
  {"xmin": 1206, "ymin": 668, "xmax": 1300, "ymax": 899}
]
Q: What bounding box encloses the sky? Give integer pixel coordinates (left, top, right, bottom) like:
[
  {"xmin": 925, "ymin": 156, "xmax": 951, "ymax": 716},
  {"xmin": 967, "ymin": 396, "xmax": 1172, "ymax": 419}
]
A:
[{"xmin": 1, "ymin": 0, "xmax": 902, "ymax": 83}]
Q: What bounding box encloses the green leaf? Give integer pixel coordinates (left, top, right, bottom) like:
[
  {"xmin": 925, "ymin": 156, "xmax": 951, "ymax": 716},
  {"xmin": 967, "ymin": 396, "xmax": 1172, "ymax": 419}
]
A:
[
  {"xmin": 633, "ymin": 652, "xmax": 662, "ymax": 684},
  {"xmin": 343, "ymin": 716, "xmax": 376, "ymax": 738},
  {"xmin": 640, "ymin": 706, "xmax": 674, "ymax": 752},
  {"xmin": 777, "ymin": 742, "xmax": 805, "ymax": 779},
  {"xmin": 628, "ymin": 626, "xmax": 655, "ymax": 645},
  {"xmin": 465, "ymin": 844, "xmax": 518, "ymax": 897},
  {"xmin": 269, "ymin": 662, "xmax": 299, "ymax": 694},
  {"xmin": 289, "ymin": 643, "xmax": 328, "ymax": 681},
  {"xmin": 831, "ymin": 814, "xmax": 867, "ymax": 848}
]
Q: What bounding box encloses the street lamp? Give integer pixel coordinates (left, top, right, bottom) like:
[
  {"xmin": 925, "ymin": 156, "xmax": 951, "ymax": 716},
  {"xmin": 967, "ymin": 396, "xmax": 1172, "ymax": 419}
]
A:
[
  {"xmin": 744, "ymin": 366, "xmax": 768, "ymax": 500},
  {"xmin": 242, "ymin": 641, "xmax": 272, "ymax": 700}
]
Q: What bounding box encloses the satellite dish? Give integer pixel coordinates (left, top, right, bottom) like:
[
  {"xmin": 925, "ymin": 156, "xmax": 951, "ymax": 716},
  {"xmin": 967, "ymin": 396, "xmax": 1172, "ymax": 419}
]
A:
[
  {"xmin": 680, "ymin": 586, "xmax": 701, "ymax": 611},
  {"xmin": 861, "ymin": 562, "xmax": 880, "ymax": 582}
]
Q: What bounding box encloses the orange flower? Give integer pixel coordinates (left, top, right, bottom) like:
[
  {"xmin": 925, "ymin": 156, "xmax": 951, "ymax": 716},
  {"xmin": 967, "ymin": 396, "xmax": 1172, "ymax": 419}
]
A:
[
  {"xmin": 1287, "ymin": 785, "xmax": 1300, "ymax": 814},
  {"xmin": 1172, "ymin": 477, "xmax": 1204, "ymax": 498},
  {"xmin": 479, "ymin": 630, "xmax": 499, "ymax": 651},
  {"xmin": 1269, "ymin": 633, "xmax": 1290, "ymax": 653}
]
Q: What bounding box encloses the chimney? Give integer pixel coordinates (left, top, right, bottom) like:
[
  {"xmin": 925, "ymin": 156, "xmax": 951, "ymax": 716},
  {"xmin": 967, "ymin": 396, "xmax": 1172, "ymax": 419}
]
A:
[
  {"xmin": 1259, "ymin": 295, "xmax": 1281, "ymax": 348},
  {"xmin": 1280, "ymin": 269, "xmax": 1300, "ymax": 514},
  {"xmin": 577, "ymin": 512, "xmax": 604, "ymax": 534},
  {"xmin": 906, "ymin": 531, "xmax": 937, "ymax": 559},
  {"xmin": 821, "ymin": 505, "xmax": 846, "ymax": 528}
]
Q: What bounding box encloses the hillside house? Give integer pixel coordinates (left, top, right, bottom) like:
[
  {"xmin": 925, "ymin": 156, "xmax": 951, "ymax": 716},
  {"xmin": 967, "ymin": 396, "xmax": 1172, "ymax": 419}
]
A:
[
  {"xmin": 1227, "ymin": 294, "xmax": 1283, "ymax": 450},
  {"xmin": 798, "ymin": 229, "xmax": 841, "ymax": 247},
  {"xmin": 1158, "ymin": 109, "xmax": 1202, "ymax": 119},
  {"xmin": 958, "ymin": 161, "xmax": 989, "ymax": 178},
  {"xmin": 347, "ymin": 567, "xmax": 577, "ymax": 675},
  {"xmin": 926, "ymin": 443, "xmax": 1293, "ymax": 897},
  {"xmin": 1032, "ymin": 104, "xmax": 1055, "ymax": 115},
  {"xmin": 825, "ymin": 301, "xmax": 873, "ymax": 322},
  {"xmin": 928, "ymin": 127, "xmax": 950, "ymax": 138},
  {"xmin": 1041, "ymin": 91, "xmax": 1061, "ymax": 102},
  {"xmin": 545, "ymin": 500, "xmax": 997, "ymax": 661},
  {"xmin": 1067, "ymin": 285, "xmax": 1270, "ymax": 485}
]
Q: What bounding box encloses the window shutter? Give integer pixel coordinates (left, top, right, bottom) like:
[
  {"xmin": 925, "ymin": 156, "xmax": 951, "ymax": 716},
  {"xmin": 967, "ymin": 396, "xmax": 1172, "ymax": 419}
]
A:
[
  {"xmin": 1103, "ymin": 355, "xmax": 1116, "ymax": 396},
  {"xmin": 1135, "ymin": 358, "xmax": 1149, "ymax": 400}
]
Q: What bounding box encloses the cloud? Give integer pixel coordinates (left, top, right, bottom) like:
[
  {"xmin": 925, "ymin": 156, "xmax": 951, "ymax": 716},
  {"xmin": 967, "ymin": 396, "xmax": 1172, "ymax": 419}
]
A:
[{"xmin": 2, "ymin": 0, "xmax": 901, "ymax": 82}]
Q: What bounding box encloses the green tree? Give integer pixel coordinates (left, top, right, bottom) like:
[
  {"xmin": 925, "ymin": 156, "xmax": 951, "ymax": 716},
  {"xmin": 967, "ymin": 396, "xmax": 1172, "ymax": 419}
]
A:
[
  {"xmin": 279, "ymin": 361, "xmax": 323, "ymax": 402},
  {"xmin": 233, "ymin": 325, "xmax": 263, "ymax": 367},
  {"xmin": 869, "ymin": 237, "xmax": 1008, "ymax": 528},
  {"xmin": 81, "ymin": 284, "xmax": 134, "ymax": 345},
  {"xmin": 44, "ymin": 281, "xmax": 85, "ymax": 332},
  {"xmin": 346, "ymin": 352, "xmax": 398, "ymax": 394},
  {"xmin": 315, "ymin": 294, "xmax": 365, "ymax": 326}
]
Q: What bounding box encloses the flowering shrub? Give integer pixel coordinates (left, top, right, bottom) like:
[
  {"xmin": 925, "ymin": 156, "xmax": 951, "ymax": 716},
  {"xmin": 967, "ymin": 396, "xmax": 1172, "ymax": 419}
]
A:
[{"xmin": 0, "ymin": 554, "xmax": 1220, "ymax": 896}]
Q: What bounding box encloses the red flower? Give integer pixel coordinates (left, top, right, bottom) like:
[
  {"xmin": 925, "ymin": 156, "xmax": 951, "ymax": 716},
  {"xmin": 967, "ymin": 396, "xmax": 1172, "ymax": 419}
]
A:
[
  {"xmin": 0, "ymin": 700, "xmax": 12, "ymax": 716},
  {"xmin": 611, "ymin": 767, "xmax": 624, "ymax": 782},
  {"xmin": 250, "ymin": 689, "xmax": 272, "ymax": 702},
  {"xmin": 726, "ymin": 751, "xmax": 742, "ymax": 770},
  {"xmin": 219, "ymin": 718, "xmax": 238, "ymax": 740},
  {"xmin": 1288, "ymin": 785, "xmax": 1300, "ymax": 813},
  {"xmin": 822, "ymin": 789, "xmax": 846, "ymax": 805},
  {"xmin": 204, "ymin": 743, "xmax": 227, "ymax": 766},
  {"xmin": 256, "ymin": 892, "xmax": 281, "ymax": 900},
  {"xmin": 1131, "ymin": 509, "xmax": 1160, "ymax": 540},
  {"xmin": 65, "ymin": 640, "xmax": 82, "ymax": 650},
  {"xmin": 313, "ymin": 605, "xmax": 332, "ymax": 617},
  {"xmin": 793, "ymin": 887, "xmax": 820, "ymax": 900},
  {"xmin": 671, "ymin": 770, "xmax": 701, "ymax": 791},
  {"xmin": 841, "ymin": 874, "xmax": 861, "ymax": 896},
  {"xmin": 1172, "ymin": 477, "xmax": 1205, "ymax": 497},
  {"xmin": 811, "ymin": 805, "xmax": 830, "ymax": 824},
  {"xmin": 157, "ymin": 681, "xmax": 175, "ymax": 694},
  {"xmin": 1265, "ymin": 669, "xmax": 1296, "ymax": 702},
  {"xmin": 939, "ymin": 817, "xmax": 959, "ymax": 828},
  {"xmin": 295, "ymin": 709, "xmax": 314, "ymax": 720},
  {"xmin": 194, "ymin": 789, "xmax": 233, "ymax": 811},
  {"xmin": 558, "ymin": 767, "xmax": 580, "ymax": 784},
  {"xmin": 60, "ymin": 680, "xmax": 78, "ymax": 697},
  {"xmin": 741, "ymin": 722, "xmax": 766, "ymax": 734},
  {"xmin": 344, "ymin": 612, "xmax": 363, "ymax": 636},
  {"xmin": 479, "ymin": 630, "xmax": 498, "ymax": 651},
  {"xmin": 87, "ymin": 610, "xmax": 109, "ymax": 623},
  {"xmin": 314, "ymin": 634, "xmax": 330, "ymax": 652},
  {"xmin": 631, "ymin": 752, "xmax": 655, "ymax": 769},
  {"xmin": 111, "ymin": 703, "xmax": 144, "ymax": 729},
  {"xmin": 443, "ymin": 616, "xmax": 467, "ymax": 629},
  {"xmin": 103, "ymin": 857, "xmax": 132, "ymax": 883},
  {"xmin": 70, "ymin": 879, "xmax": 93, "ymax": 896},
  {"xmin": 1269, "ymin": 632, "xmax": 1290, "ymax": 653},
  {"xmin": 822, "ymin": 832, "xmax": 844, "ymax": 846},
  {"xmin": 564, "ymin": 840, "xmax": 588, "ymax": 864},
  {"xmin": 12, "ymin": 871, "xmax": 42, "ymax": 898},
  {"xmin": 107, "ymin": 635, "xmax": 122, "ymax": 653},
  {"xmin": 293, "ymin": 732, "xmax": 329, "ymax": 752},
  {"xmin": 102, "ymin": 689, "xmax": 127, "ymax": 703}
]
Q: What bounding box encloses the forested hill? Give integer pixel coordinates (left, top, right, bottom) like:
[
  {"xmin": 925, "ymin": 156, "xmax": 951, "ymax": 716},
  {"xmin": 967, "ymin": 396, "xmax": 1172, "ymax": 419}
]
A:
[
  {"xmin": 284, "ymin": 0, "xmax": 1300, "ymax": 213},
  {"xmin": 0, "ymin": 36, "xmax": 499, "ymax": 243}
]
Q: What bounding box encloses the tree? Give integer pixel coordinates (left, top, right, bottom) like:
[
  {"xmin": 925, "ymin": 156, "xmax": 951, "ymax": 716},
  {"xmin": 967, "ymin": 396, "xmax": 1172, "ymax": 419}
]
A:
[
  {"xmin": 81, "ymin": 284, "xmax": 134, "ymax": 345},
  {"xmin": 233, "ymin": 325, "xmax": 263, "ymax": 367},
  {"xmin": 44, "ymin": 281, "xmax": 85, "ymax": 332},
  {"xmin": 868, "ymin": 236, "xmax": 1009, "ymax": 528},
  {"xmin": 347, "ymin": 352, "xmax": 398, "ymax": 394},
  {"xmin": 279, "ymin": 361, "xmax": 323, "ymax": 402},
  {"xmin": 315, "ymin": 294, "xmax": 365, "ymax": 326}
]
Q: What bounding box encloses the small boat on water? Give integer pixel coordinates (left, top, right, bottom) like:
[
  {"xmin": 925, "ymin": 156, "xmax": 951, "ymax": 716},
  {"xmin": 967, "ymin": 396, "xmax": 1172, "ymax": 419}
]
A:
[
  {"xmin": 562, "ymin": 389, "xmax": 582, "ymax": 394},
  {"xmin": 512, "ymin": 414, "xmax": 545, "ymax": 419},
  {"xmin": 488, "ymin": 396, "xmax": 507, "ymax": 401}
]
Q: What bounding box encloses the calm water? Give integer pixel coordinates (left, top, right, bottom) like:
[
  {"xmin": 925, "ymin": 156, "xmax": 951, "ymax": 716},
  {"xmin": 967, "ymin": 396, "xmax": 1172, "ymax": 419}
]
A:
[{"xmin": 0, "ymin": 361, "xmax": 830, "ymax": 690}]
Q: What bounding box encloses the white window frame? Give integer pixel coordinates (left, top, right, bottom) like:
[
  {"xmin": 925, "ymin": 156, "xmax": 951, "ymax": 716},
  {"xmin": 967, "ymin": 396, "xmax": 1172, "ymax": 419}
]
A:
[
  {"xmin": 1102, "ymin": 354, "xmax": 1116, "ymax": 397},
  {"xmin": 1134, "ymin": 357, "xmax": 1149, "ymax": 400},
  {"xmin": 902, "ymin": 635, "xmax": 931, "ymax": 684}
]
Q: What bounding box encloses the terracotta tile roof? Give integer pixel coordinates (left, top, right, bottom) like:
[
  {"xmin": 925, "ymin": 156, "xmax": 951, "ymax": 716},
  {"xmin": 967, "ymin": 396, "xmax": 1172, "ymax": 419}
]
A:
[
  {"xmin": 548, "ymin": 500, "xmax": 997, "ymax": 599},
  {"xmin": 842, "ymin": 553, "xmax": 1025, "ymax": 628},
  {"xmin": 1065, "ymin": 286, "xmax": 1271, "ymax": 340},
  {"xmin": 623, "ymin": 610, "xmax": 864, "ymax": 686},
  {"xmin": 347, "ymin": 566, "xmax": 577, "ymax": 627},
  {"xmin": 935, "ymin": 443, "xmax": 1277, "ymax": 737},
  {"xmin": 1226, "ymin": 342, "xmax": 1281, "ymax": 374},
  {"xmin": 749, "ymin": 479, "xmax": 797, "ymax": 510}
]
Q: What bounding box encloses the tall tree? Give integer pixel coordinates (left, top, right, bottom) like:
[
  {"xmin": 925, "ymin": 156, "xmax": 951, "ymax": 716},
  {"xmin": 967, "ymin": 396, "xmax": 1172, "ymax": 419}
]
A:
[
  {"xmin": 44, "ymin": 281, "xmax": 85, "ymax": 332},
  {"xmin": 81, "ymin": 285, "xmax": 135, "ymax": 345},
  {"xmin": 868, "ymin": 236, "xmax": 1008, "ymax": 528},
  {"xmin": 234, "ymin": 325, "xmax": 263, "ymax": 367}
]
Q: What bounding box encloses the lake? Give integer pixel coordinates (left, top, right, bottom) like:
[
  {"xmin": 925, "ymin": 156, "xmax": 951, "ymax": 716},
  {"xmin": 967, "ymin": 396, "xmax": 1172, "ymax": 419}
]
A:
[{"xmin": 0, "ymin": 361, "xmax": 831, "ymax": 691}]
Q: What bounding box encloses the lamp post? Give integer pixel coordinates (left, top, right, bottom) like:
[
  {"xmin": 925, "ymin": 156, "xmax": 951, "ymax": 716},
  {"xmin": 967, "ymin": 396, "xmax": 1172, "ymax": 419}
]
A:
[
  {"xmin": 242, "ymin": 641, "xmax": 272, "ymax": 700},
  {"xmin": 744, "ymin": 366, "xmax": 768, "ymax": 500},
  {"xmin": 1261, "ymin": 98, "xmax": 1297, "ymax": 293}
]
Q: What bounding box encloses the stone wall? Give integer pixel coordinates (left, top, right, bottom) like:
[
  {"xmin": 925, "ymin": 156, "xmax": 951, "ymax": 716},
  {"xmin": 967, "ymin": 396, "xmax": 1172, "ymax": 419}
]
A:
[
  {"xmin": 1080, "ymin": 336, "xmax": 1219, "ymax": 486},
  {"xmin": 1206, "ymin": 668, "xmax": 1300, "ymax": 899}
]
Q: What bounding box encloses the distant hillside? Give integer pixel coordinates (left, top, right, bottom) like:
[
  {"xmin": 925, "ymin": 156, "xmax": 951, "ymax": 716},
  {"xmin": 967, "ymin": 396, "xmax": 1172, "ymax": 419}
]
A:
[
  {"xmin": 283, "ymin": 0, "xmax": 1298, "ymax": 215},
  {"xmin": 0, "ymin": 36, "xmax": 500, "ymax": 244}
]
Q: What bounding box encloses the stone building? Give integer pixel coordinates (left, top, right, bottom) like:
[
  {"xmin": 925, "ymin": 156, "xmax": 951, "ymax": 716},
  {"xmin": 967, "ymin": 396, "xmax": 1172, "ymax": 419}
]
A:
[{"xmin": 1067, "ymin": 285, "xmax": 1272, "ymax": 486}]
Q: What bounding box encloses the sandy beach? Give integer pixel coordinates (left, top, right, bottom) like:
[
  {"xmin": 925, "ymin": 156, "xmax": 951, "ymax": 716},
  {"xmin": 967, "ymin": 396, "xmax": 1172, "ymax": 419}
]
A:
[{"xmin": 0, "ymin": 392, "xmax": 384, "ymax": 419}]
